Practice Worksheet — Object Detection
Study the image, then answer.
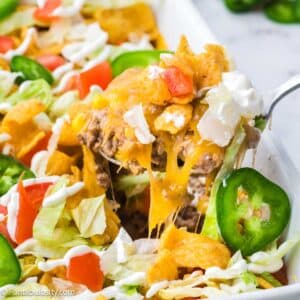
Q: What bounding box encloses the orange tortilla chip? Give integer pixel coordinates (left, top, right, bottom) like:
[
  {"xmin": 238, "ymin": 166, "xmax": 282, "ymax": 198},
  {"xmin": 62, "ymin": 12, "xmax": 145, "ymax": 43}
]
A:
[
  {"xmin": 95, "ymin": 3, "xmax": 157, "ymax": 45},
  {"xmin": 1, "ymin": 100, "xmax": 46, "ymax": 158},
  {"xmin": 147, "ymin": 249, "xmax": 178, "ymax": 284},
  {"xmin": 160, "ymin": 224, "xmax": 231, "ymax": 270},
  {"xmin": 59, "ymin": 102, "xmax": 92, "ymax": 146},
  {"xmin": 82, "ymin": 145, "xmax": 105, "ymax": 197},
  {"xmin": 46, "ymin": 150, "xmax": 77, "ymax": 176},
  {"xmin": 58, "ymin": 123, "xmax": 80, "ymax": 146},
  {"xmin": 196, "ymin": 44, "xmax": 230, "ymax": 88}
]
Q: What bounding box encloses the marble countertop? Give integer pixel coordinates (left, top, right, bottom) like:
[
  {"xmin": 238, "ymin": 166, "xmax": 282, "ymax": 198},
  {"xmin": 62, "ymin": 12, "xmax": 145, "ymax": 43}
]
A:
[{"xmin": 193, "ymin": 0, "xmax": 300, "ymax": 171}]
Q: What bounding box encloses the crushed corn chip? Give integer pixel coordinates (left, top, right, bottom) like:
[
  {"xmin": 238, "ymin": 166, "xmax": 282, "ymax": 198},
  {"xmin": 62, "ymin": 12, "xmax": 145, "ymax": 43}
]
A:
[
  {"xmin": 147, "ymin": 249, "xmax": 178, "ymax": 284},
  {"xmin": 95, "ymin": 3, "xmax": 157, "ymax": 45},
  {"xmin": 160, "ymin": 224, "xmax": 231, "ymax": 269},
  {"xmin": 46, "ymin": 150, "xmax": 77, "ymax": 176},
  {"xmin": 1, "ymin": 100, "xmax": 46, "ymax": 158}
]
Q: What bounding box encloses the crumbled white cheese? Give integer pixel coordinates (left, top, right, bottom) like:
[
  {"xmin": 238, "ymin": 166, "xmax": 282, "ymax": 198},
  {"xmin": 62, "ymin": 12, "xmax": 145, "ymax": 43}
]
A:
[
  {"xmin": 164, "ymin": 112, "xmax": 185, "ymax": 128},
  {"xmin": 148, "ymin": 66, "xmax": 164, "ymax": 80},
  {"xmin": 123, "ymin": 104, "xmax": 155, "ymax": 144},
  {"xmin": 197, "ymin": 71, "xmax": 262, "ymax": 147}
]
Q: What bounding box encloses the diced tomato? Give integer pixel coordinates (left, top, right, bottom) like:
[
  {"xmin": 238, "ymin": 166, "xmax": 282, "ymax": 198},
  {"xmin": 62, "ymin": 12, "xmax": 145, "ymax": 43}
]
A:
[
  {"xmin": 78, "ymin": 61, "xmax": 112, "ymax": 99},
  {"xmin": 37, "ymin": 54, "xmax": 65, "ymax": 71},
  {"xmin": 15, "ymin": 181, "xmax": 52, "ymax": 244},
  {"xmin": 162, "ymin": 67, "xmax": 194, "ymax": 97},
  {"xmin": 0, "ymin": 205, "xmax": 7, "ymax": 216},
  {"xmin": 0, "ymin": 205, "xmax": 13, "ymax": 245},
  {"xmin": 25, "ymin": 182, "xmax": 53, "ymax": 210},
  {"xmin": 34, "ymin": 0, "xmax": 61, "ymax": 23},
  {"xmin": 64, "ymin": 74, "xmax": 79, "ymax": 93},
  {"xmin": 15, "ymin": 181, "xmax": 37, "ymax": 244},
  {"xmin": 20, "ymin": 132, "xmax": 51, "ymax": 167},
  {"xmin": 0, "ymin": 36, "xmax": 14, "ymax": 54},
  {"xmin": 67, "ymin": 252, "xmax": 104, "ymax": 292}
]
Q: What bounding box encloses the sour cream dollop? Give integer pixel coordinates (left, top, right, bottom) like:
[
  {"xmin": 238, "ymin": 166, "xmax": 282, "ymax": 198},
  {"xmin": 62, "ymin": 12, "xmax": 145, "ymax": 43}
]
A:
[{"xmin": 197, "ymin": 71, "xmax": 263, "ymax": 147}]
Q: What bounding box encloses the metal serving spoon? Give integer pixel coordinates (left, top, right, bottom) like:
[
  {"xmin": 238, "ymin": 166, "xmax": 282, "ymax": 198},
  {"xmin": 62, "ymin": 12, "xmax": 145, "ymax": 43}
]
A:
[{"xmin": 264, "ymin": 74, "xmax": 300, "ymax": 120}]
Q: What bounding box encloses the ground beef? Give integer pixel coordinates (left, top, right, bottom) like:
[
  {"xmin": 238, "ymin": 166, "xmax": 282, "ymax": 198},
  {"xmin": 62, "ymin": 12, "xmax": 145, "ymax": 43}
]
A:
[
  {"xmin": 94, "ymin": 153, "xmax": 111, "ymax": 189},
  {"xmin": 191, "ymin": 152, "xmax": 223, "ymax": 175},
  {"xmin": 175, "ymin": 205, "xmax": 202, "ymax": 233},
  {"xmin": 187, "ymin": 175, "xmax": 206, "ymax": 199},
  {"xmin": 79, "ymin": 110, "xmax": 124, "ymax": 159},
  {"xmin": 120, "ymin": 210, "xmax": 148, "ymax": 239},
  {"xmin": 151, "ymin": 138, "xmax": 167, "ymax": 170},
  {"xmin": 179, "ymin": 133, "xmax": 224, "ymax": 175}
]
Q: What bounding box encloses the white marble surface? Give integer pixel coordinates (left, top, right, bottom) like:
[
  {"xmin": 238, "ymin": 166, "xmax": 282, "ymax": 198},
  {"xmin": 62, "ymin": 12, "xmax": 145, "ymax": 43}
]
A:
[{"xmin": 193, "ymin": 0, "xmax": 300, "ymax": 171}]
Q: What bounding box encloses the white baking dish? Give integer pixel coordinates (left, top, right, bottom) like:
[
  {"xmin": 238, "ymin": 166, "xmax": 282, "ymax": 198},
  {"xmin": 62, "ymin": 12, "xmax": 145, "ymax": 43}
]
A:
[{"xmin": 152, "ymin": 0, "xmax": 300, "ymax": 299}]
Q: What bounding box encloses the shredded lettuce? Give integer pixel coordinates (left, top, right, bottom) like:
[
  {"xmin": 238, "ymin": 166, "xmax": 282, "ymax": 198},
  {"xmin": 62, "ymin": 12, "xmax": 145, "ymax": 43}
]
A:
[
  {"xmin": 201, "ymin": 125, "xmax": 246, "ymax": 239},
  {"xmin": 49, "ymin": 91, "xmax": 79, "ymax": 119},
  {"xmin": 72, "ymin": 195, "xmax": 107, "ymax": 238},
  {"xmin": 5, "ymin": 80, "xmax": 53, "ymax": 108},
  {"xmin": 260, "ymin": 272, "xmax": 282, "ymax": 287},
  {"xmin": 241, "ymin": 272, "xmax": 258, "ymax": 286},
  {"xmin": 0, "ymin": 9, "xmax": 35, "ymax": 35},
  {"xmin": 116, "ymin": 172, "xmax": 150, "ymax": 198},
  {"xmin": 116, "ymin": 172, "xmax": 164, "ymax": 198},
  {"xmin": 0, "ymin": 71, "xmax": 18, "ymax": 99},
  {"xmin": 248, "ymin": 238, "xmax": 300, "ymax": 274},
  {"xmin": 33, "ymin": 177, "xmax": 68, "ymax": 242},
  {"xmin": 255, "ymin": 115, "xmax": 267, "ymax": 132}
]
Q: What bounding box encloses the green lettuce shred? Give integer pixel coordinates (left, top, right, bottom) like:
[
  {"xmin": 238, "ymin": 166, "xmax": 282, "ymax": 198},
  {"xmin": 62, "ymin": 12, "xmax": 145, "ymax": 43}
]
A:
[
  {"xmin": 0, "ymin": 9, "xmax": 35, "ymax": 35},
  {"xmin": 71, "ymin": 195, "xmax": 107, "ymax": 238},
  {"xmin": 5, "ymin": 80, "xmax": 53, "ymax": 108},
  {"xmin": 201, "ymin": 125, "xmax": 246, "ymax": 240},
  {"xmin": 33, "ymin": 177, "xmax": 69, "ymax": 242},
  {"xmin": 260, "ymin": 272, "xmax": 282, "ymax": 287}
]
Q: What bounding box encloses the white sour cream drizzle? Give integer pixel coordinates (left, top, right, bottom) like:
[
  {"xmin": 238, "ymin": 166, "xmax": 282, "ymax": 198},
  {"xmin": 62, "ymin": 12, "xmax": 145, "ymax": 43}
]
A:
[
  {"xmin": 31, "ymin": 116, "xmax": 68, "ymax": 176},
  {"xmin": 0, "ymin": 176, "xmax": 59, "ymax": 207},
  {"xmin": 38, "ymin": 245, "xmax": 102, "ymax": 272},
  {"xmin": 1, "ymin": 28, "xmax": 36, "ymax": 61},
  {"xmin": 52, "ymin": 70, "xmax": 78, "ymax": 94},
  {"xmin": 52, "ymin": 63, "xmax": 74, "ymax": 81},
  {"xmin": 7, "ymin": 193, "xmax": 19, "ymax": 242},
  {"xmin": 146, "ymin": 281, "xmax": 169, "ymax": 298},
  {"xmin": 42, "ymin": 181, "xmax": 84, "ymax": 207},
  {"xmin": 52, "ymin": 0, "xmax": 86, "ymax": 17},
  {"xmin": 83, "ymin": 45, "xmax": 112, "ymax": 71}
]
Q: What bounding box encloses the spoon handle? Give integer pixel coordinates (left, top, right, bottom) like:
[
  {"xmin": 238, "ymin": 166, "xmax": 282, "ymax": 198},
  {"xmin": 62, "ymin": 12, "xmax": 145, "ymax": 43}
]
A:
[{"xmin": 265, "ymin": 75, "xmax": 300, "ymax": 120}]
